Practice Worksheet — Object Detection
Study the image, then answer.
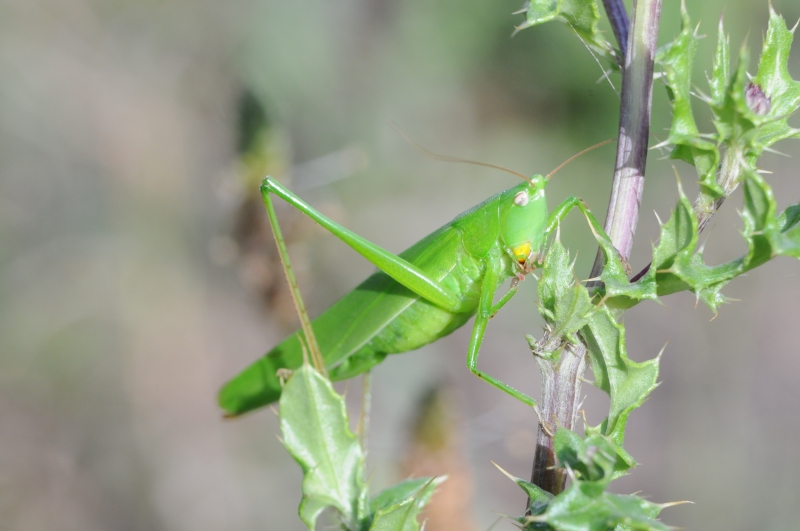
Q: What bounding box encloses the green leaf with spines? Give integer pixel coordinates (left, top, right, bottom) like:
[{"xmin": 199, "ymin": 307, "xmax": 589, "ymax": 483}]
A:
[
  {"xmin": 279, "ymin": 365, "xmax": 368, "ymax": 530},
  {"xmin": 711, "ymin": 44, "xmax": 759, "ymax": 152},
  {"xmin": 368, "ymin": 478, "xmax": 442, "ymax": 531},
  {"xmin": 505, "ymin": 429, "xmax": 668, "ymax": 530},
  {"xmin": 710, "ymin": 8, "xmax": 800, "ymax": 175},
  {"xmin": 538, "ymin": 234, "xmax": 576, "ymax": 321},
  {"xmin": 515, "ymin": 0, "xmax": 617, "ymax": 67},
  {"xmin": 552, "ymin": 282, "xmax": 594, "ymax": 345},
  {"xmin": 368, "ymin": 478, "xmax": 442, "ymax": 517},
  {"xmin": 614, "ymin": 172, "xmax": 800, "ymax": 314},
  {"xmin": 518, "ymin": 6, "xmax": 800, "ymax": 530},
  {"xmin": 536, "ymin": 236, "xmax": 595, "ymax": 354},
  {"xmin": 710, "ymin": 16, "xmax": 730, "ymax": 106},
  {"xmin": 581, "ymin": 306, "xmax": 660, "ymax": 457},
  {"xmin": 777, "ymin": 204, "xmax": 800, "ymax": 233},
  {"xmin": 657, "ymin": 7, "xmax": 800, "ymax": 212},
  {"xmin": 656, "ymin": 4, "xmax": 720, "ymax": 196},
  {"xmin": 751, "ymin": 8, "xmax": 800, "ymax": 150},
  {"xmin": 554, "ymin": 428, "xmax": 631, "ymax": 488},
  {"xmin": 524, "ymin": 482, "xmax": 669, "ymax": 531}
]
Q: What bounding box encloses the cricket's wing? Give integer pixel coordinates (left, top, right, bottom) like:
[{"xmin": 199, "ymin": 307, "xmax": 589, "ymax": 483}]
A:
[{"xmin": 218, "ymin": 224, "xmax": 487, "ymax": 416}]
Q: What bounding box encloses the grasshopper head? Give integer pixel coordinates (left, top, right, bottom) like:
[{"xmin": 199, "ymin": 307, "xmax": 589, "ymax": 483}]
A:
[{"xmin": 500, "ymin": 176, "xmax": 548, "ymax": 268}]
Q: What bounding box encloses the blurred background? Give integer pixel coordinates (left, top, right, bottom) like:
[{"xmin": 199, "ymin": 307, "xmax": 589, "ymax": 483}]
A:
[{"xmin": 1, "ymin": 0, "xmax": 799, "ymax": 529}]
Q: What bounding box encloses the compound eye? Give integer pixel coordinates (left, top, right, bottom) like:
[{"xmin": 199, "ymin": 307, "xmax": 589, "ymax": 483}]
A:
[{"xmin": 513, "ymin": 191, "xmax": 529, "ymax": 206}]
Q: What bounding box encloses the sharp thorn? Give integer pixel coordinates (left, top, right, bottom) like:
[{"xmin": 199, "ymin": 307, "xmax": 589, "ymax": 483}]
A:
[
  {"xmin": 511, "ymin": 5, "xmax": 528, "ymax": 16},
  {"xmin": 650, "ymin": 139, "xmax": 672, "ymax": 150},
  {"xmin": 657, "ymin": 341, "xmax": 669, "ymax": 360},
  {"xmin": 691, "ymin": 86, "xmax": 711, "ymax": 102},
  {"xmin": 660, "ymin": 500, "xmax": 695, "ymax": 509},
  {"xmin": 491, "ymin": 461, "xmax": 519, "ymax": 482},
  {"xmin": 763, "ymin": 146, "xmax": 789, "ymax": 157},
  {"xmin": 671, "ymin": 165, "xmax": 685, "ymax": 194}
]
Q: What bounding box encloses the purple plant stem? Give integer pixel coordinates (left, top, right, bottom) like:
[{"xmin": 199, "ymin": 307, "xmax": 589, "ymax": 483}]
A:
[
  {"xmin": 602, "ymin": 0, "xmax": 630, "ymax": 60},
  {"xmin": 591, "ymin": 0, "xmax": 662, "ymax": 276},
  {"xmin": 530, "ymin": 343, "xmax": 586, "ymax": 494}
]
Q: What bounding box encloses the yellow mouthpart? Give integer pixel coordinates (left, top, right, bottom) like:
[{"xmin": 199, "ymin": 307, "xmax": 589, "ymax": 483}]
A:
[{"xmin": 511, "ymin": 242, "xmax": 531, "ymax": 261}]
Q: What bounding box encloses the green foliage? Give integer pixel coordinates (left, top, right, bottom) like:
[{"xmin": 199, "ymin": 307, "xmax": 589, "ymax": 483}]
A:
[
  {"xmin": 585, "ymin": 160, "xmax": 800, "ymax": 315},
  {"xmin": 657, "ymin": 6, "xmax": 800, "ymax": 206},
  {"xmin": 535, "ymin": 234, "xmax": 593, "ymax": 354},
  {"xmin": 524, "ymin": 487, "xmax": 668, "ymax": 531},
  {"xmin": 515, "ymin": 154, "xmax": 800, "ymax": 530},
  {"xmin": 581, "ymin": 308, "xmax": 659, "ymax": 461},
  {"xmin": 656, "ymin": 5, "xmax": 719, "ymax": 194},
  {"xmin": 369, "ymin": 479, "xmax": 442, "ymax": 531},
  {"xmin": 554, "ymin": 429, "xmax": 631, "ymax": 486},
  {"xmin": 280, "ymin": 365, "xmax": 368, "ymax": 530},
  {"xmin": 507, "ymin": 428, "xmax": 667, "ymax": 530},
  {"xmin": 498, "ymin": 5, "xmax": 800, "ymax": 529},
  {"xmin": 515, "ymin": 0, "xmax": 617, "ymax": 66},
  {"xmin": 280, "ymin": 365, "xmax": 441, "ymax": 530}
]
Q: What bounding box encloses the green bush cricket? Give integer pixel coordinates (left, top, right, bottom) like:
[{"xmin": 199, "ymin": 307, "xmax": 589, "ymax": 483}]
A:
[{"xmin": 219, "ymin": 139, "xmax": 613, "ymax": 417}]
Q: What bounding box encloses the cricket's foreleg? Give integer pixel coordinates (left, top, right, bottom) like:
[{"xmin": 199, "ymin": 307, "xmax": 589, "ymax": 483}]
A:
[
  {"xmin": 546, "ymin": 196, "xmax": 628, "ymax": 273},
  {"xmin": 545, "ymin": 196, "xmax": 612, "ymax": 245},
  {"xmin": 466, "ymin": 265, "xmax": 536, "ymax": 407},
  {"xmin": 489, "ymin": 281, "xmax": 518, "ymax": 318},
  {"xmin": 262, "ymin": 177, "xmax": 464, "ymax": 313}
]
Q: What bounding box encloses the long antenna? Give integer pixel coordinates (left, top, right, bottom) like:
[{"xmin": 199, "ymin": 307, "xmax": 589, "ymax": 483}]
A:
[
  {"xmin": 546, "ymin": 138, "xmax": 615, "ymax": 180},
  {"xmin": 390, "ymin": 122, "xmax": 532, "ymax": 183}
]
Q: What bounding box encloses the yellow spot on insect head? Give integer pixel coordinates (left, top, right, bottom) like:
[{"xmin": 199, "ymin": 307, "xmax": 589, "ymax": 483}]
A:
[{"xmin": 511, "ymin": 242, "xmax": 531, "ymax": 263}]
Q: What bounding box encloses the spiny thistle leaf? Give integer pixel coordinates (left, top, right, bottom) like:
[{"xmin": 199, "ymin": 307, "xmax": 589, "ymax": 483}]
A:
[
  {"xmin": 711, "ymin": 44, "xmax": 760, "ymax": 152},
  {"xmin": 539, "ymin": 235, "xmax": 576, "ymax": 321},
  {"xmin": 552, "ymin": 282, "xmax": 594, "ymax": 345},
  {"xmin": 535, "ymin": 237, "xmax": 595, "ymax": 355},
  {"xmin": 751, "ymin": 7, "xmax": 800, "ymax": 150},
  {"xmin": 658, "ymin": 7, "xmax": 800, "ymax": 211},
  {"xmin": 279, "ymin": 365, "xmax": 368, "ymax": 530},
  {"xmin": 515, "ymin": 0, "xmax": 617, "ymax": 66},
  {"xmin": 656, "ymin": 3, "xmax": 720, "ymax": 196},
  {"xmin": 625, "ymin": 173, "xmax": 800, "ymax": 313},
  {"xmin": 368, "ymin": 478, "xmax": 443, "ymax": 531},
  {"xmin": 554, "ymin": 428, "xmax": 632, "ymax": 488},
  {"xmin": 369, "ymin": 478, "xmax": 443, "ymax": 517},
  {"xmin": 524, "ymin": 483, "xmax": 669, "ymax": 531},
  {"xmin": 581, "ymin": 307, "xmax": 660, "ymax": 455},
  {"xmin": 710, "ymin": 16, "xmax": 730, "ymax": 106}
]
